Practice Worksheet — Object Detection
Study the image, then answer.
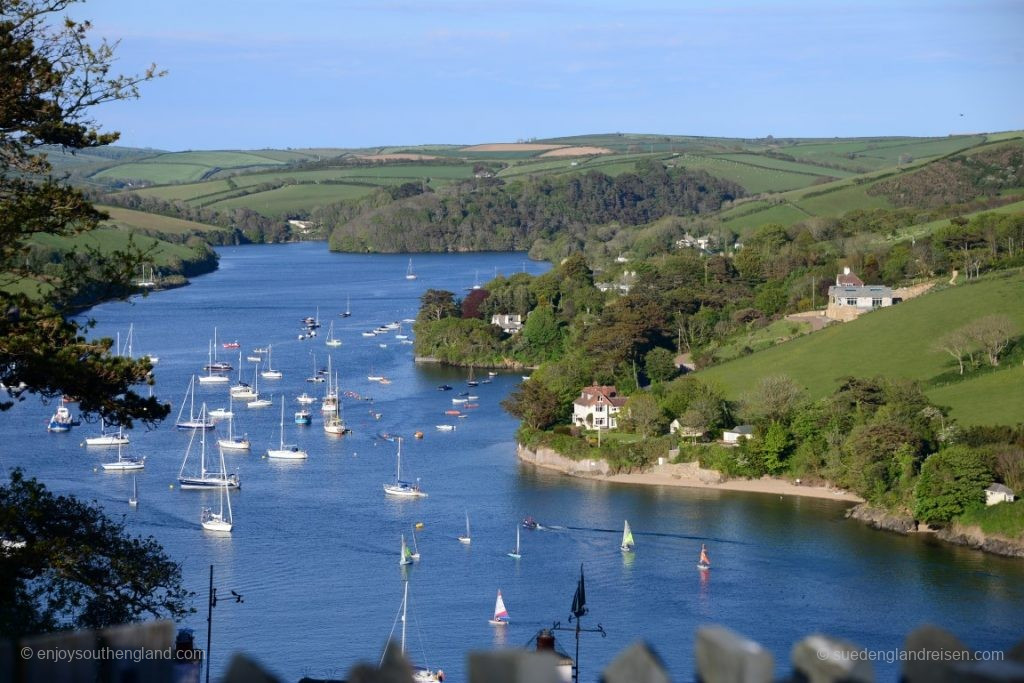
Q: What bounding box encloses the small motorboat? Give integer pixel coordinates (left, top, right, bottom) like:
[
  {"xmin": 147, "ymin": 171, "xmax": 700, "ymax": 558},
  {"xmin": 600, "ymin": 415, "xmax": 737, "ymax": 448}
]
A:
[
  {"xmin": 445, "ymin": 410, "xmax": 461, "ymax": 416},
  {"xmin": 437, "ymin": 385, "xmax": 453, "ymax": 391},
  {"xmin": 521, "ymin": 516, "xmax": 540, "ymax": 530},
  {"xmin": 222, "ymin": 341, "xmax": 240, "ymax": 349},
  {"xmin": 435, "ymin": 424, "xmax": 455, "ymax": 431},
  {"xmin": 294, "ymin": 409, "xmax": 312, "ymax": 425}
]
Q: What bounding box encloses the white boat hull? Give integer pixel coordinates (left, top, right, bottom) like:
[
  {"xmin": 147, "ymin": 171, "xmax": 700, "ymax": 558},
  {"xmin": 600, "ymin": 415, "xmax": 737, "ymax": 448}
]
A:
[
  {"xmin": 247, "ymin": 399, "xmax": 272, "ymax": 408},
  {"xmin": 198, "ymin": 375, "xmax": 229, "ymax": 384},
  {"xmin": 458, "ymin": 536, "xmax": 471, "ymax": 545},
  {"xmin": 176, "ymin": 420, "xmax": 215, "ymax": 430},
  {"xmin": 85, "ymin": 435, "xmax": 130, "ymax": 446},
  {"xmin": 261, "ymin": 371, "xmax": 283, "ymax": 379},
  {"xmin": 218, "ymin": 438, "xmax": 250, "ymax": 451},
  {"xmin": 179, "ymin": 476, "xmax": 240, "ymax": 490},
  {"xmin": 208, "ymin": 409, "xmax": 233, "ymax": 419},
  {"xmin": 101, "ymin": 460, "xmax": 145, "ymax": 471},
  {"xmin": 267, "ymin": 447, "xmax": 308, "ymax": 460},
  {"xmin": 383, "ymin": 483, "xmax": 427, "ymax": 498},
  {"xmin": 201, "ymin": 516, "xmax": 232, "ymax": 533}
]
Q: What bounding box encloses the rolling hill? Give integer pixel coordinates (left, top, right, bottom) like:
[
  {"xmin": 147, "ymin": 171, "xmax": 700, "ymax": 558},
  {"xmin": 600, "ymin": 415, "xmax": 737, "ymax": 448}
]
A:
[{"xmin": 693, "ymin": 270, "xmax": 1024, "ymax": 425}]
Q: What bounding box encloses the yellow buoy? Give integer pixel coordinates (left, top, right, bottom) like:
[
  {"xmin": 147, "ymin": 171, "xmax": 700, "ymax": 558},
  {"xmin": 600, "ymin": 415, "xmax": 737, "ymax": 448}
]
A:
[{"xmin": 415, "ymin": 522, "xmax": 425, "ymax": 530}]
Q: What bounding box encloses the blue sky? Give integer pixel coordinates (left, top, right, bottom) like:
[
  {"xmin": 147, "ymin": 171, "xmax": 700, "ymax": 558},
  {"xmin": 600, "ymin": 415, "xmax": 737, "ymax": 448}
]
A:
[{"xmin": 76, "ymin": 0, "xmax": 1023, "ymax": 150}]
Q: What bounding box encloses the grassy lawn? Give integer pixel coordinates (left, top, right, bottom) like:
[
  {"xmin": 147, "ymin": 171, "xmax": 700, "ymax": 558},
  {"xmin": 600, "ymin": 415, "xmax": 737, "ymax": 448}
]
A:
[
  {"xmin": 694, "ymin": 270, "xmax": 1024, "ymax": 425},
  {"xmin": 959, "ymin": 501, "xmax": 1024, "ymax": 539},
  {"xmin": 709, "ymin": 318, "xmax": 812, "ymax": 363},
  {"xmin": 927, "ymin": 364, "xmax": 1024, "ymax": 426}
]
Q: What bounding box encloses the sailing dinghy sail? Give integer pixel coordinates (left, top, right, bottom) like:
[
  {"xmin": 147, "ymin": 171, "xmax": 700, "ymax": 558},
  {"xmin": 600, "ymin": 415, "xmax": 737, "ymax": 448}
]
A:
[{"xmin": 620, "ymin": 519, "xmax": 635, "ymax": 552}]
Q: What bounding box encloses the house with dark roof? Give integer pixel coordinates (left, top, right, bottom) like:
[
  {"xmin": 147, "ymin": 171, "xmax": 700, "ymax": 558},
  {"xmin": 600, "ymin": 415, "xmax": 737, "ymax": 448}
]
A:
[
  {"xmin": 825, "ymin": 267, "xmax": 896, "ymax": 321},
  {"xmin": 572, "ymin": 385, "xmax": 628, "ymax": 430},
  {"xmin": 985, "ymin": 483, "xmax": 1016, "ymax": 506}
]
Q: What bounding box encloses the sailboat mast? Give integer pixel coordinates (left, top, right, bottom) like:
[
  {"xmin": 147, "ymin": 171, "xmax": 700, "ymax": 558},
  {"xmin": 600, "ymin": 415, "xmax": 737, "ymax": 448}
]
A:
[
  {"xmin": 401, "ymin": 581, "xmax": 408, "ymax": 655},
  {"xmin": 279, "ymin": 398, "xmax": 285, "ymax": 449},
  {"xmin": 198, "ymin": 405, "xmax": 207, "ymax": 477},
  {"xmin": 396, "ymin": 438, "xmax": 402, "ymax": 480}
]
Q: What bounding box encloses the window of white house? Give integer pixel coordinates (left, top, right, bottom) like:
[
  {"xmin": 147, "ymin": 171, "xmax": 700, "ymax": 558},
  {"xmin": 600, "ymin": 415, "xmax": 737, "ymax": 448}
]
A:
[
  {"xmin": 846, "ymin": 298, "xmax": 857, "ymax": 306},
  {"xmin": 872, "ymin": 298, "xmax": 882, "ymax": 307}
]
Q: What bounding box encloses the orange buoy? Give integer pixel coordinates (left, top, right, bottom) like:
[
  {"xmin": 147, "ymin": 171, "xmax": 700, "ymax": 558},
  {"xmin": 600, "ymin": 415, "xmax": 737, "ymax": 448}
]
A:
[{"xmin": 414, "ymin": 431, "xmax": 424, "ymax": 439}]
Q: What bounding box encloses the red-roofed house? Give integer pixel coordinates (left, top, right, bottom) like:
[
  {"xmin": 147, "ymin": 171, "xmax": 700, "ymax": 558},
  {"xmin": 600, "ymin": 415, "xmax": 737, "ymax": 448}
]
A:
[
  {"xmin": 572, "ymin": 385, "xmax": 628, "ymax": 430},
  {"xmin": 835, "ymin": 266, "xmax": 864, "ymax": 287}
]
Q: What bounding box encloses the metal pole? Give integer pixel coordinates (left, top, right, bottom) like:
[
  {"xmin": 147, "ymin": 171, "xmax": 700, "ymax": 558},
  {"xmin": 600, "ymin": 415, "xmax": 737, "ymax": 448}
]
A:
[
  {"xmin": 573, "ymin": 618, "xmax": 581, "ymax": 683},
  {"xmin": 206, "ymin": 564, "xmax": 214, "ymax": 683}
]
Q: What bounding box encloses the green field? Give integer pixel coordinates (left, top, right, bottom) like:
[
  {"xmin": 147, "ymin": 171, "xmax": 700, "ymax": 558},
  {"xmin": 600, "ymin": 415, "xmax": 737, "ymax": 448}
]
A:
[
  {"xmin": 99, "ymin": 206, "xmax": 228, "ymax": 236},
  {"xmin": 927, "ymin": 364, "xmax": 1024, "ymax": 426},
  {"xmin": 694, "ymin": 271, "xmax": 1024, "ymax": 425},
  {"xmin": 206, "ymin": 183, "xmax": 378, "ymax": 216},
  {"xmin": 711, "ymin": 153, "xmax": 856, "ymax": 178},
  {"xmin": 29, "ymin": 227, "xmax": 204, "ymax": 262},
  {"xmin": 673, "ymin": 155, "xmax": 823, "ymax": 194},
  {"xmin": 92, "ymin": 162, "xmax": 214, "ymax": 184}
]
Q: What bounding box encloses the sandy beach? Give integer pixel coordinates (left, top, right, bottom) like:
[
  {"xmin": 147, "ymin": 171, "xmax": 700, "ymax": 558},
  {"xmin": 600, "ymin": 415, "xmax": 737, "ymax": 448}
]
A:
[
  {"xmin": 525, "ymin": 451, "xmax": 864, "ymax": 503},
  {"xmin": 601, "ymin": 462, "xmax": 864, "ymax": 502}
]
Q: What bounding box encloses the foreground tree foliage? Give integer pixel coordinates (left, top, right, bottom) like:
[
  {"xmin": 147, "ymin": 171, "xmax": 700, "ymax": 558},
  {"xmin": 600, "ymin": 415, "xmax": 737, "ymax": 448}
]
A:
[
  {"xmin": 1, "ymin": 0, "xmax": 167, "ymax": 425},
  {"xmin": 0, "ymin": 470, "xmax": 194, "ymax": 638}
]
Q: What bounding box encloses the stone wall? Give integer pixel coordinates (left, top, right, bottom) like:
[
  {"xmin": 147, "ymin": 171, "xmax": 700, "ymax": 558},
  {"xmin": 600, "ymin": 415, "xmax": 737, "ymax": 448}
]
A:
[{"xmin": 516, "ymin": 443, "xmax": 611, "ymax": 476}]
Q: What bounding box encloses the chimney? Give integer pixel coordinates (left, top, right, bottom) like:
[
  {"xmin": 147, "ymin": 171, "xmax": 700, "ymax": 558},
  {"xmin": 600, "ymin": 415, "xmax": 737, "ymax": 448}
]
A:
[{"xmin": 536, "ymin": 629, "xmax": 556, "ymax": 652}]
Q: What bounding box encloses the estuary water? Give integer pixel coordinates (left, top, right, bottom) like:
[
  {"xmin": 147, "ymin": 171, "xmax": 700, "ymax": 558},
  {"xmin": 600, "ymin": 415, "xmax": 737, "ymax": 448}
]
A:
[{"xmin": 1, "ymin": 242, "xmax": 1020, "ymax": 682}]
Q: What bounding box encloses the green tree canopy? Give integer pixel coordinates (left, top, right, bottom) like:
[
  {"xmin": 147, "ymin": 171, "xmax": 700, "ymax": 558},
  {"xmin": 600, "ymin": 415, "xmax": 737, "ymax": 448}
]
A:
[
  {"xmin": 0, "ymin": 470, "xmax": 193, "ymax": 638},
  {"xmin": 914, "ymin": 445, "xmax": 993, "ymax": 524},
  {"xmin": 1, "ymin": 0, "xmax": 166, "ymax": 426}
]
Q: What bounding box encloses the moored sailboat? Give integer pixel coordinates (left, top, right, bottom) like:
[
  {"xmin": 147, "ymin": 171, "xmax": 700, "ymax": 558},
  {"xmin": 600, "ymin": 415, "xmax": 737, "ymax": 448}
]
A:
[
  {"xmin": 267, "ymin": 396, "xmax": 308, "ymax": 459},
  {"xmin": 384, "ymin": 581, "xmax": 443, "ymax": 682},
  {"xmin": 176, "ymin": 376, "xmax": 215, "ymax": 430},
  {"xmin": 178, "ymin": 405, "xmax": 240, "ymax": 489},
  {"xmin": 217, "ymin": 396, "xmax": 250, "ymax": 451},
  {"xmin": 457, "ymin": 511, "xmax": 471, "ymax": 545},
  {"xmin": 507, "ymin": 526, "xmax": 521, "ymax": 559},
  {"xmin": 200, "ymin": 480, "xmax": 234, "ymax": 533},
  {"xmin": 100, "ymin": 442, "xmax": 145, "ymax": 471},
  {"xmin": 84, "ymin": 418, "xmax": 130, "ymax": 446},
  {"xmin": 260, "ymin": 345, "xmax": 283, "ymax": 379},
  {"xmin": 383, "ymin": 438, "xmax": 426, "ymax": 497},
  {"xmin": 405, "ymin": 258, "xmax": 417, "ymax": 280},
  {"xmin": 325, "ymin": 321, "xmax": 342, "ymax": 347}
]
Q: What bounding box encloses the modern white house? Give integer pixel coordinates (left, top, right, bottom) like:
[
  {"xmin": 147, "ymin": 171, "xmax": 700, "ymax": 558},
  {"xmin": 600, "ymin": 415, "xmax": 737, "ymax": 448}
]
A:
[
  {"xmin": 491, "ymin": 313, "xmax": 525, "ymax": 334},
  {"xmin": 722, "ymin": 425, "xmax": 755, "ymax": 444},
  {"xmin": 572, "ymin": 385, "xmax": 627, "ymax": 430},
  {"xmin": 985, "ymin": 483, "xmax": 1016, "ymax": 506},
  {"xmin": 825, "ymin": 267, "xmax": 895, "ymax": 321}
]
